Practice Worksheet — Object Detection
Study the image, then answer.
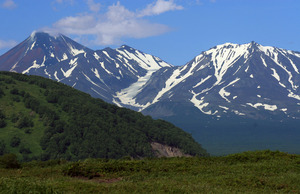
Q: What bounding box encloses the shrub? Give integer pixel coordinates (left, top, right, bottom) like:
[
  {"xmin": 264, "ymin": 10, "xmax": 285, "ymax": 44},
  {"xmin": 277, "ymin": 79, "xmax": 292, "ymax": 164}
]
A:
[
  {"xmin": 10, "ymin": 136, "xmax": 21, "ymax": 147},
  {"xmin": 0, "ymin": 111, "xmax": 6, "ymax": 128},
  {"xmin": 16, "ymin": 115, "xmax": 34, "ymax": 129},
  {"xmin": 10, "ymin": 88, "xmax": 19, "ymax": 95},
  {"xmin": 19, "ymin": 145, "xmax": 32, "ymax": 154},
  {"xmin": 0, "ymin": 140, "xmax": 6, "ymax": 155},
  {"xmin": 12, "ymin": 96, "xmax": 20, "ymax": 102},
  {"xmin": 0, "ymin": 88, "xmax": 4, "ymax": 97},
  {"xmin": 0, "ymin": 153, "xmax": 20, "ymax": 169},
  {"xmin": 0, "ymin": 119, "xmax": 6, "ymax": 128}
]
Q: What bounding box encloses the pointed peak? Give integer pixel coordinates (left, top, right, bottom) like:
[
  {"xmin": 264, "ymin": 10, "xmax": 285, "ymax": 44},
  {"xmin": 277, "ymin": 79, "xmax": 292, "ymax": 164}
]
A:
[
  {"xmin": 29, "ymin": 31, "xmax": 66, "ymax": 41},
  {"xmin": 28, "ymin": 31, "xmax": 52, "ymax": 42},
  {"xmin": 120, "ymin": 44, "xmax": 135, "ymax": 51},
  {"xmin": 30, "ymin": 31, "xmax": 37, "ymax": 40},
  {"xmin": 249, "ymin": 41, "xmax": 260, "ymax": 47}
]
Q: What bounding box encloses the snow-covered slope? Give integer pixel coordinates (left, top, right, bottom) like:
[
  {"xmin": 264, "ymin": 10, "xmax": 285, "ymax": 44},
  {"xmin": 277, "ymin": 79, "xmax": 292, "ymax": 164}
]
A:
[
  {"xmin": 0, "ymin": 32, "xmax": 171, "ymax": 104},
  {"xmin": 140, "ymin": 42, "xmax": 300, "ymax": 120}
]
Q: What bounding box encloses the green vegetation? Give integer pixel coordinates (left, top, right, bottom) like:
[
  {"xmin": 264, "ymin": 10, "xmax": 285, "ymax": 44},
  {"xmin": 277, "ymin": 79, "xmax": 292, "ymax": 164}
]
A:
[
  {"xmin": 0, "ymin": 72, "xmax": 208, "ymax": 161},
  {"xmin": 0, "ymin": 150, "xmax": 299, "ymax": 193}
]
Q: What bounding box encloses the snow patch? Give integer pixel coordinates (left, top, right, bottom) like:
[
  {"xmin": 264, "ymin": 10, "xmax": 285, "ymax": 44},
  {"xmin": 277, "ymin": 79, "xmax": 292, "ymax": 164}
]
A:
[
  {"xmin": 10, "ymin": 62, "xmax": 19, "ymax": 72},
  {"xmin": 190, "ymin": 92, "xmax": 213, "ymax": 115},
  {"xmin": 30, "ymin": 41, "xmax": 36, "ymax": 50},
  {"xmin": 94, "ymin": 52, "xmax": 100, "ymax": 60},
  {"xmin": 61, "ymin": 65, "xmax": 77, "ymax": 78},
  {"xmin": 193, "ymin": 75, "xmax": 212, "ymax": 88},
  {"xmin": 61, "ymin": 53, "xmax": 68, "ymax": 61},
  {"xmin": 91, "ymin": 68, "xmax": 107, "ymax": 86},
  {"xmin": 218, "ymin": 78, "xmax": 240, "ymax": 103},
  {"xmin": 233, "ymin": 110, "xmax": 245, "ymax": 116},
  {"xmin": 260, "ymin": 56, "xmax": 268, "ymax": 67},
  {"xmin": 271, "ymin": 68, "xmax": 280, "ymax": 82},
  {"xmin": 69, "ymin": 46, "xmax": 85, "ymax": 56},
  {"xmin": 219, "ymin": 88, "xmax": 231, "ymax": 103},
  {"xmin": 116, "ymin": 48, "xmax": 170, "ymax": 71},
  {"xmin": 91, "ymin": 88, "xmax": 108, "ymax": 99},
  {"xmin": 245, "ymin": 65, "xmax": 249, "ymax": 72},
  {"xmin": 22, "ymin": 57, "xmax": 46, "ymax": 74},
  {"xmin": 246, "ymin": 103, "xmax": 277, "ymax": 111},
  {"xmin": 82, "ymin": 73, "xmax": 107, "ymax": 91},
  {"xmin": 69, "ymin": 58, "xmax": 78, "ymax": 66},
  {"xmin": 205, "ymin": 42, "xmax": 249, "ymax": 85},
  {"xmin": 288, "ymin": 90, "xmax": 300, "ymax": 101},
  {"xmin": 152, "ymin": 61, "xmax": 197, "ymax": 104},
  {"xmin": 44, "ymin": 69, "xmax": 51, "ymax": 79},
  {"xmin": 100, "ymin": 62, "xmax": 113, "ymax": 75},
  {"xmin": 115, "ymin": 69, "xmax": 157, "ymax": 110},
  {"xmin": 219, "ymin": 105, "xmax": 229, "ymax": 110},
  {"xmin": 54, "ymin": 71, "xmax": 60, "ymax": 81}
]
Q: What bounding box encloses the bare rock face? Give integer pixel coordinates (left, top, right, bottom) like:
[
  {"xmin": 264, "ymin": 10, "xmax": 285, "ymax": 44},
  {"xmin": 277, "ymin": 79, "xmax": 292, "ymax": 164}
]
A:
[{"xmin": 151, "ymin": 142, "xmax": 191, "ymax": 158}]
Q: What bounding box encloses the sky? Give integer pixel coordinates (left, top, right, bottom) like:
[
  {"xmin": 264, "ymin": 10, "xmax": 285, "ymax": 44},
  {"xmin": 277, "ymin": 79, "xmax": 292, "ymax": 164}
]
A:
[{"xmin": 0, "ymin": 0, "xmax": 300, "ymax": 66}]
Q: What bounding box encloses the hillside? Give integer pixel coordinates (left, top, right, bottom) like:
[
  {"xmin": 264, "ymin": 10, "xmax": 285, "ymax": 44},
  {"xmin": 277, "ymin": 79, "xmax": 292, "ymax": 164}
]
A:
[{"xmin": 0, "ymin": 72, "xmax": 208, "ymax": 161}]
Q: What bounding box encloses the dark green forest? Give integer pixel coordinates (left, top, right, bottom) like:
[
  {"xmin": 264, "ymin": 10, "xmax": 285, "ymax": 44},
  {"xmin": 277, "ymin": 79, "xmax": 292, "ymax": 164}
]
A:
[{"xmin": 0, "ymin": 72, "xmax": 208, "ymax": 161}]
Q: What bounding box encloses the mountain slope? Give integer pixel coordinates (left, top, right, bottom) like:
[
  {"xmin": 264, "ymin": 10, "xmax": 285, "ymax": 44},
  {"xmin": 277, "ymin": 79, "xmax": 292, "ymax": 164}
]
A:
[
  {"xmin": 0, "ymin": 32, "xmax": 171, "ymax": 105},
  {"xmin": 0, "ymin": 72, "xmax": 208, "ymax": 161},
  {"xmin": 140, "ymin": 42, "xmax": 300, "ymax": 155},
  {"xmin": 140, "ymin": 42, "xmax": 300, "ymax": 120}
]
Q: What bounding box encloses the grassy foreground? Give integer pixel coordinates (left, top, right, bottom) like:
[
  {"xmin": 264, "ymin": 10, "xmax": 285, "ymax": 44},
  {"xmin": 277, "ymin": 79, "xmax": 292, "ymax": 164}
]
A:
[{"xmin": 0, "ymin": 150, "xmax": 299, "ymax": 193}]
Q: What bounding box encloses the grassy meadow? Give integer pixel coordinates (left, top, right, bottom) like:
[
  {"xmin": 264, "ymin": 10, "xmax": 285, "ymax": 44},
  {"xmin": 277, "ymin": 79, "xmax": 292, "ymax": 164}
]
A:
[{"xmin": 0, "ymin": 150, "xmax": 299, "ymax": 193}]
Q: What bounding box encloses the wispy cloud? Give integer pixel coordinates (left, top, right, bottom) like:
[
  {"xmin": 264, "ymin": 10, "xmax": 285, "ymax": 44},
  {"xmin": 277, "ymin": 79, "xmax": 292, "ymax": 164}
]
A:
[
  {"xmin": 54, "ymin": 0, "xmax": 74, "ymax": 4},
  {"xmin": 44, "ymin": 0, "xmax": 183, "ymax": 46},
  {"xmin": 138, "ymin": 0, "xmax": 183, "ymax": 17},
  {"xmin": 86, "ymin": 0, "xmax": 101, "ymax": 12},
  {"xmin": 0, "ymin": 39, "xmax": 17, "ymax": 49},
  {"xmin": 1, "ymin": 0, "xmax": 17, "ymax": 9}
]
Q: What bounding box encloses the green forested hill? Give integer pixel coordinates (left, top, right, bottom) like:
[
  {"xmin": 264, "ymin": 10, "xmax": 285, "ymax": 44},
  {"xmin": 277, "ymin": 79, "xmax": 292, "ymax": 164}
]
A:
[{"xmin": 0, "ymin": 72, "xmax": 208, "ymax": 161}]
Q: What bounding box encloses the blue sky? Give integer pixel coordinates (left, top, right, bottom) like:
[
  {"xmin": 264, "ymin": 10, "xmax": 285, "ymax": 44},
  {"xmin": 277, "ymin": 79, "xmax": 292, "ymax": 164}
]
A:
[{"xmin": 0, "ymin": 0, "xmax": 299, "ymax": 66}]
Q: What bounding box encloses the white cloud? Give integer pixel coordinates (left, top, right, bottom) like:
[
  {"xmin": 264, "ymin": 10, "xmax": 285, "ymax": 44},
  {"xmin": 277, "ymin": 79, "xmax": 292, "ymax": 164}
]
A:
[
  {"xmin": 86, "ymin": 0, "xmax": 101, "ymax": 12},
  {"xmin": 45, "ymin": 1, "xmax": 183, "ymax": 46},
  {"xmin": 1, "ymin": 0, "xmax": 17, "ymax": 9},
  {"xmin": 54, "ymin": 0, "xmax": 74, "ymax": 4},
  {"xmin": 139, "ymin": 0, "xmax": 183, "ymax": 17},
  {"xmin": 0, "ymin": 39, "xmax": 17, "ymax": 49}
]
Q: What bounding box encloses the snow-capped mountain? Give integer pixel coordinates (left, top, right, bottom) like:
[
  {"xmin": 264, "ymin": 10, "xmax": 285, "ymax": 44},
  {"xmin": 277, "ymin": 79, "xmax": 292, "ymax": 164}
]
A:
[
  {"xmin": 0, "ymin": 32, "xmax": 171, "ymax": 104},
  {"xmin": 139, "ymin": 41, "xmax": 300, "ymax": 120}
]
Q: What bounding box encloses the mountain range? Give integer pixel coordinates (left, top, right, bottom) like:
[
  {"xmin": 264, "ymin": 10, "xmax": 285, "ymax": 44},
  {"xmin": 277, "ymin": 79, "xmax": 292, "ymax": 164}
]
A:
[{"xmin": 1, "ymin": 32, "xmax": 300, "ymax": 155}]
